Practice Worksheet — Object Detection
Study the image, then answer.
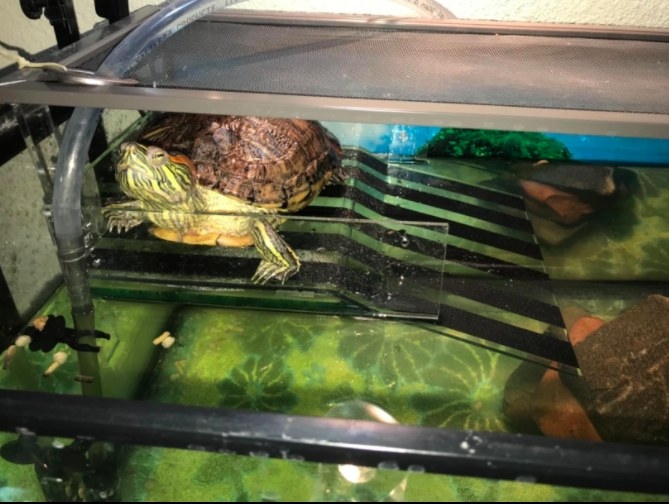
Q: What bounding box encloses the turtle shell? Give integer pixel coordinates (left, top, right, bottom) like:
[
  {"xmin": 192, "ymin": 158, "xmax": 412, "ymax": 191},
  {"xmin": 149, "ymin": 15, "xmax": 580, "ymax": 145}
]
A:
[{"xmin": 137, "ymin": 113, "xmax": 344, "ymax": 212}]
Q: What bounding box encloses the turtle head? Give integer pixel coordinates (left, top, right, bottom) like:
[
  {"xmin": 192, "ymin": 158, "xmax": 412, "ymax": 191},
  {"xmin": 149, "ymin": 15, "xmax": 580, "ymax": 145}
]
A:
[{"xmin": 116, "ymin": 142, "xmax": 196, "ymax": 206}]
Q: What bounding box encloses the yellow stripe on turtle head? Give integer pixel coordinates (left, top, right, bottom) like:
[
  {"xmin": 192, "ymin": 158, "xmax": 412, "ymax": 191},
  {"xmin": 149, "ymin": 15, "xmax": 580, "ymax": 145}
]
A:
[{"xmin": 116, "ymin": 142, "xmax": 196, "ymax": 208}]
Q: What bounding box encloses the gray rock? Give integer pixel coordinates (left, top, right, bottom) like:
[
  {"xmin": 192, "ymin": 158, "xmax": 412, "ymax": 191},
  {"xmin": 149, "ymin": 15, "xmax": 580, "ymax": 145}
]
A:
[
  {"xmin": 527, "ymin": 163, "xmax": 616, "ymax": 195},
  {"xmin": 566, "ymin": 294, "xmax": 669, "ymax": 444}
]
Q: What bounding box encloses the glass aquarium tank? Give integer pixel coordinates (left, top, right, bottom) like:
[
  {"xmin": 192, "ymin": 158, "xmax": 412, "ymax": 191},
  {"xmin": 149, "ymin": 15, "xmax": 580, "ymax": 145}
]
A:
[{"xmin": 0, "ymin": 1, "xmax": 668, "ymax": 501}]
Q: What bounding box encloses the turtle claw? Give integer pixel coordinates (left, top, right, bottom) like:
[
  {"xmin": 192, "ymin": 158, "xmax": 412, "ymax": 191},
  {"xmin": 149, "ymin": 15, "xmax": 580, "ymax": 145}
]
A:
[
  {"xmin": 101, "ymin": 207, "xmax": 143, "ymax": 235},
  {"xmin": 252, "ymin": 260, "xmax": 299, "ymax": 285},
  {"xmin": 250, "ymin": 220, "xmax": 301, "ymax": 285},
  {"xmin": 106, "ymin": 219, "xmax": 139, "ymax": 235}
]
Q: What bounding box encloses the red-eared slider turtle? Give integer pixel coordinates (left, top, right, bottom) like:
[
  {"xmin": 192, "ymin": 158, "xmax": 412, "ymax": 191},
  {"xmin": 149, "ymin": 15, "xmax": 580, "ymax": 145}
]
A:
[{"xmin": 102, "ymin": 113, "xmax": 345, "ymax": 284}]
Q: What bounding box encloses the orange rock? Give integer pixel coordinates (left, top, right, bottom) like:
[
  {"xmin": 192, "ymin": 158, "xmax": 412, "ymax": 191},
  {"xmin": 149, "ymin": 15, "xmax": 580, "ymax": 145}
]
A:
[
  {"xmin": 569, "ymin": 316, "xmax": 606, "ymax": 346},
  {"xmin": 519, "ymin": 179, "xmax": 594, "ymax": 225},
  {"xmin": 520, "ymin": 179, "xmax": 557, "ymax": 202},
  {"xmin": 544, "ymin": 194, "xmax": 594, "ymax": 224},
  {"xmin": 532, "ymin": 368, "xmax": 602, "ymax": 442}
]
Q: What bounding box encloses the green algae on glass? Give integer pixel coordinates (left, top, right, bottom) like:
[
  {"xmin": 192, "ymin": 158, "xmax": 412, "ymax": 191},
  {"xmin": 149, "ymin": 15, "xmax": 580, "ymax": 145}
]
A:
[
  {"xmin": 286, "ymin": 330, "xmax": 369, "ymax": 418},
  {"xmin": 0, "ymin": 285, "xmax": 175, "ymax": 399},
  {"xmin": 0, "ymin": 433, "xmax": 45, "ymax": 503},
  {"xmin": 140, "ymin": 304, "xmax": 522, "ymax": 430},
  {"xmin": 411, "ymin": 339, "xmax": 520, "ymax": 431},
  {"xmin": 234, "ymin": 311, "xmax": 339, "ymax": 354},
  {"xmin": 401, "ymin": 471, "xmax": 669, "ymax": 503},
  {"xmin": 191, "ymin": 452, "xmax": 266, "ymax": 501},
  {"xmin": 123, "ymin": 447, "xmax": 318, "ymax": 502},
  {"xmin": 634, "ymin": 168, "xmax": 669, "ymax": 200},
  {"xmin": 217, "ymin": 354, "xmax": 298, "ymax": 412},
  {"xmin": 640, "ymin": 237, "xmax": 669, "ymax": 277},
  {"xmin": 118, "ymin": 444, "xmax": 669, "ymax": 502},
  {"xmin": 337, "ymin": 320, "xmax": 439, "ymax": 388},
  {"xmin": 8, "ymin": 286, "xmax": 669, "ymax": 502},
  {"xmin": 140, "ymin": 306, "xmax": 247, "ymax": 408}
]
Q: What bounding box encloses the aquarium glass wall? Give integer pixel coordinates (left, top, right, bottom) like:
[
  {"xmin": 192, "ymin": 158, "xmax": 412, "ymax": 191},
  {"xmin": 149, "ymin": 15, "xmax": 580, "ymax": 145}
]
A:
[
  {"xmin": 1, "ymin": 104, "xmax": 668, "ymax": 501},
  {"xmin": 3, "ymin": 431, "xmax": 669, "ymax": 502}
]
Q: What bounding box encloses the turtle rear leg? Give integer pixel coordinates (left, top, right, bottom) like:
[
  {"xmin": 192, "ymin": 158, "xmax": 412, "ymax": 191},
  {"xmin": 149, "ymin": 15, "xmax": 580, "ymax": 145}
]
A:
[
  {"xmin": 250, "ymin": 220, "xmax": 300, "ymax": 285},
  {"xmin": 102, "ymin": 200, "xmax": 145, "ymax": 234}
]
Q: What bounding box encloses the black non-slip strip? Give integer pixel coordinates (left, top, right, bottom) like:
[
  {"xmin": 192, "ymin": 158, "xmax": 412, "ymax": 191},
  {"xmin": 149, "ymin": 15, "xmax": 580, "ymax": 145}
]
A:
[
  {"xmin": 437, "ymin": 304, "xmax": 578, "ymax": 368},
  {"xmin": 88, "ymin": 248, "xmax": 379, "ymax": 303},
  {"xmin": 88, "ymin": 250, "xmax": 439, "ymax": 318},
  {"xmin": 353, "ymin": 165, "xmax": 535, "ymax": 234},
  {"xmin": 281, "ymin": 229, "xmax": 448, "ymax": 264},
  {"xmin": 92, "ymin": 230, "xmax": 444, "ymax": 288},
  {"xmin": 445, "ymin": 245, "xmax": 549, "ymax": 281},
  {"xmin": 283, "ymin": 228, "xmax": 557, "ymax": 321},
  {"xmin": 89, "ymin": 231, "xmax": 444, "ymax": 311},
  {"xmin": 345, "ymin": 149, "xmax": 527, "ymax": 211},
  {"xmin": 93, "ymin": 233, "xmax": 568, "ymax": 361},
  {"xmin": 312, "ymin": 185, "xmax": 543, "ymax": 260},
  {"xmin": 90, "ymin": 246, "xmax": 573, "ymax": 365},
  {"xmin": 444, "ymin": 278, "xmax": 564, "ymax": 328},
  {"xmin": 400, "ymin": 211, "xmax": 540, "ymax": 262},
  {"xmin": 302, "ymin": 222, "xmax": 558, "ymax": 324},
  {"xmin": 93, "ymin": 228, "xmax": 563, "ymax": 334},
  {"xmin": 283, "ymin": 225, "xmax": 562, "ymax": 308},
  {"xmin": 447, "ymin": 221, "xmax": 540, "ymax": 260}
]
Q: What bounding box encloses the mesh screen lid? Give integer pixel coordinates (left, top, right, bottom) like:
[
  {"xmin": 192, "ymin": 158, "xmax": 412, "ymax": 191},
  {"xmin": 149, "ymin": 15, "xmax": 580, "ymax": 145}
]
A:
[{"xmin": 125, "ymin": 20, "xmax": 669, "ymax": 115}]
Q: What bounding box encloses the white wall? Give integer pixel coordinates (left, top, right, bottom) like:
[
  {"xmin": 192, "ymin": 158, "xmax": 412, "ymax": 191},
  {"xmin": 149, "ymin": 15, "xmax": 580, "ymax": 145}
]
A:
[{"xmin": 0, "ymin": 0, "xmax": 667, "ymax": 58}]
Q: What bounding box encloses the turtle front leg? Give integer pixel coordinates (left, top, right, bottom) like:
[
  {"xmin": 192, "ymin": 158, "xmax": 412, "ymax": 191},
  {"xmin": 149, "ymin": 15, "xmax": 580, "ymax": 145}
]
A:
[
  {"xmin": 101, "ymin": 200, "xmax": 145, "ymax": 234},
  {"xmin": 250, "ymin": 220, "xmax": 301, "ymax": 285}
]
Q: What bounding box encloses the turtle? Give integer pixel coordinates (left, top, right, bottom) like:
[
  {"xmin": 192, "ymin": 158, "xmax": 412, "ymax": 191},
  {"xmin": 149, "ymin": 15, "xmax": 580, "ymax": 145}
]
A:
[{"xmin": 101, "ymin": 113, "xmax": 345, "ymax": 285}]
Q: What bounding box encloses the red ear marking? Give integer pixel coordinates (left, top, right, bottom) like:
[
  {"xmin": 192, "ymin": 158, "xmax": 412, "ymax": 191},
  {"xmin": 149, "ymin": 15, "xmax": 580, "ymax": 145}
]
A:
[{"xmin": 168, "ymin": 153, "xmax": 197, "ymax": 177}]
